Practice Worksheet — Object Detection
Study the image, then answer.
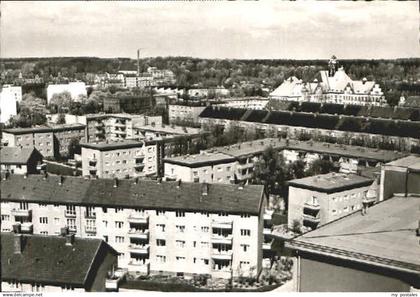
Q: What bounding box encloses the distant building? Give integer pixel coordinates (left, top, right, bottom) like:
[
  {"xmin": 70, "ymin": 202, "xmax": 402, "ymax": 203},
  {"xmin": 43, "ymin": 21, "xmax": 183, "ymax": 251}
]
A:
[
  {"xmin": 47, "ymin": 82, "xmax": 87, "ymax": 104},
  {"xmin": 81, "ymin": 140, "xmax": 158, "ymax": 179},
  {"xmin": 133, "ymin": 123, "xmax": 202, "ymax": 141},
  {"xmin": 1, "ymin": 232, "xmax": 118, "ymax": 292},
  {"xmin": 103, "ymin": 94, "xmax": 152, "ymax": 114},
  {"xmin": 218, "ymin": 97, "xmax": 269, "ymax": 110},
  {"xmin": 270, "ymin": 56, "xmax": 387, "ymax": 106},
  {"xmin": 2, "ymin": 124, "xmax": 86, "ymax": 158},
  {"xmin": 287, "ymin": 172, "xmax": 376, "ymax": 231},
  {"xmin": 1, "ymin": 174, "xmax": 266, "ymax": 280},
  {"xmin": 399, "ymin": 96, "xmax": 420, "ymax": 109},
  {"xmin": 286, "ymin": 195, "xmax": 420, "ymax": 292},
  {"xmin": 0, "ymin": 147, "xmax": 43, "ymax": 174},
  {"xmin": 169, "ymin": 104, "xmax": 207, "ymax": 125},
  {"xmin": 0, "ymin": 85, "xmax": 21, "ymax": 123}
]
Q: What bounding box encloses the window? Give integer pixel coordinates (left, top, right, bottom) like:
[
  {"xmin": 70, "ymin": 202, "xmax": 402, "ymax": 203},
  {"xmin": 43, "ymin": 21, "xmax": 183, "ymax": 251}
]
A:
[
  {"xmin": 176, "ymin": 225, "xmax": 185, "ymax": 233},
  {"xmin": 240, "ymin": 244, "xmax": 250, "ymax": 252},
  {"xmin": 102, "ymin": 207, "xmax": 107, "ymax": 213},
  {"xmin": 332, "ymin": 209, "xmax": 337, "ymax": 215},
  {"xmin": 115, "ymin": 208, "xmax": 123, "ymax": 213},
  {"xmin": 115, "ymin": 221, "xmax": 124, "ymax": 229},
  {"xmin": 66, "ymin": 218, "xmax": 76, "ymax": 230},
  {"xmin": 240, "ymin": 229, "xmax": 251, "ymax": 236},
  {"xmin": 176, "ymin": 211, "xmax": 185, "ymax": 217},
  {"xmin": 202, "ymin": 258, "xmax": 209, "ymax": 265},
  {"xmin": 200, "ymin": 241, "xmax": 209, "ymax": 248},
  {"xmin": 201, "ymin": 226, "xmax": 209, "ymax": 233},
  {"xmin": 20, "ymin": 202, "xmax": 29, "ymax": 210},
  {"xmin": 176, "ymin": 256, "xmax": 186, "ymax": 261},
  {"xmin": 39, "ymin": 203, "xmax": 47, "ymax": 208},
  {"xmin": 156, "ymin": 239, "xmax": 166, "ymax": 246},
  {"xmin": 40, "ymin": 231, "xmax": 48, "ymax": 235},
  {"xmin": 1, "ymin": 215, "xmax": 10, "ymax": 221},
  {"xmin": 104, "ymin": 235, "xmax": 108, "ymax": 242},
  {"xmin": 201, "ymin": 211, "xmax": 209, "ymax": 217},
  {"xmin": 66, "ymin": 205, "xmax": 76, "ymax": 215},
  {"xmin": 240, "ymin": 213, "xmax": 250, "ymax": 218},
  {"xmin": 193, "ymin": 241, "xmax": 197, "ymax": 248},
  {"xmin": 115, "ymin": 236, "xmax": 125, "ymax": 243},
  {"xmin": 218, "ymin": 212, "xmax": 228, "ymax": 217},
  {"xmin": 156, "ymin": 224, "xmax": 165, "ymax": 232},
  {"xmin": 156, "ymin": 255, "xmax": 166, "ymax": 263},
  {"xmin": 176, "ymin": 240, "xmax": 186, "ymax": 248},
  {"xmin": 240, "ymin": 261, "xmax": 250, "ymax": 267},
  {"xmin": 156, "ymin": 210, "xmax": 166, "ymax": 216},
  {"xmin": 39, "ymin": 217, "xmax": 48, "ymax": 224}
]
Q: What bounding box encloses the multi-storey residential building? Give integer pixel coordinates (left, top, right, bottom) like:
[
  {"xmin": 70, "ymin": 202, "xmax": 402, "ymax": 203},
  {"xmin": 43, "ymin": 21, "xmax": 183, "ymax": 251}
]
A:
[
  {"xmin": 0, "ymin": 85, "xmax": 21, "ymax": 123},
  {"xmin": 198, "ymin": 106, "xmax": 420, "ymax": 152},
  {"xmin": 81, "ymin": 140, "xmax": 158, "ymax": 178},
  {"xmin": 0, "ymin": 174, "xmax": 266, "ymax": 280},
  {"xmin": 164, "ymin": 138, "xmax": 404, "ymax": 184},
  {"xmin": 2, "ymin": 124, "xmax": 86, "ymax": 158},
  {"xmin": 133, "ymin": 123, "xmax": 202, "ymax": 141},
  {"xmin": 285, "ymin": 195, "xmax": 420, "ymax": 292},
  {"xmin": 153, "ymin": 87, "xmax": 185, "ymax": 100},
  {"xmin": 47, "ymin": 82, "xmax": 87, "ymax": 104},
  {"xmin": 269, "ymin": 56, "xmax": 387, "ymax": 106},
  {"xmin": 287, "ymin": 172, "xmax": 376, "ymax": 230},
  {"xmin": 0, "ymin": 147, "xmax": 43, "ymax": 174},
  {"xmin": 169, "ymin": 103, "xmax": 207, "ymax": 125},
  {"xmin": 379, "ymin": 155, "xmax": 420, "ymax": 201},
  {"xmin": 1, "ymin": 232, "xmax": 118, "ymax": 292},
  {"xmin": 103, "ymin": 94, "xmax": 153, "ymax": 114},
  {"xmin": 218, "ymin": 97, "xmax": 269, "ymax": 110}
]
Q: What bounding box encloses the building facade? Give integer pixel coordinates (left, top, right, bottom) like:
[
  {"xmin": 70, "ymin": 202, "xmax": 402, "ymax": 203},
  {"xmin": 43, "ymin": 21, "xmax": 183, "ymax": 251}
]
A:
[
  {"xmin": 0, "ymin": 85, "xmax": 21, "ymax": 123},
  {"xmin": 81, "ymin": 140, "xmax": 158, "ymax": 178},
  {"xmin": 287, "ymin": 173, "xmax": 376, "ymax": 230},
  {"xmin": 0, "ymin": 174, "xmax": 266, "ymax": 280},
  {"xmin": 0, "ymin": 147, "xmax": 43, "ymax": 174},
  {"xmin": 169, "ymin": 104, "xmax": 207, "ymax": 125}
]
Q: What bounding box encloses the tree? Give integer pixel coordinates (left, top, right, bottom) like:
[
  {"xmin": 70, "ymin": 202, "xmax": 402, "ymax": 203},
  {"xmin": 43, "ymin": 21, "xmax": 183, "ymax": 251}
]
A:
[
  {"xmin": 49, "ymin": 91, "xmax": 72, "ymax": 113},
  {"xmin": 6, "ymin": 107, "xmax": 46, "ymax": 128},
  {"xmin": 291, "ymin": 219, "xmax": 302, "ymax": 234},
  {"xmin": 305, "ymin": 158, "xmax": 337, "ymax": 176},
  {"xmin": 57, "ymin": 113, "xmax": 66, "ymax": 124},
  {"xmin": 67, "ymin": 137, "xmax": 81, "ymax": 158}
]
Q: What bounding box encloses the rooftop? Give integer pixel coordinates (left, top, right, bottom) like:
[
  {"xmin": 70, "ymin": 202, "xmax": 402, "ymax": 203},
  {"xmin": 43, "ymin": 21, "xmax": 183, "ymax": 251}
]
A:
[
  {"xmin": 80, "ymin": 140, "xmax": 152, "ymax": 151},
  {"xmin": 1, "ymin": 233, "xmax": 116, "ymax": 286},
  {"xmin": 215, "ymin": 138, "xmax": 285, "ymax": 158},
  {"xmin": 134, "ymin": 124, "xmax": 201, "ymax": 136},
  {"xmin": 286, "ymin": 196, "xmax": 420, "ymax": 274},
  {"xmin": 288, "ymin": 172, "xmax": 373, "ymax": 193},
  {"xmin": 2, "ymin": 123, "xmax": 86, "ymax": 135},
  {"xmin": 0, "ymin": 174, "xmax": 264, "ymax": 215},
  {"xmin": 164, "ymin": 152, "xmax": 235, "ymax": 167},
  {"xmin": 386, "ymin": 155, "xmax": 420, "ymax": 171},
  {"xmin": 0, "ymin": 147, "xmax": 41, "ymax": 165}
]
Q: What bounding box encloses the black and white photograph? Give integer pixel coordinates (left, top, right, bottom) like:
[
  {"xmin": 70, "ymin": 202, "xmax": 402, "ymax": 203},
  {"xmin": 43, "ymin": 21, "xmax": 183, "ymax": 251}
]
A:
[{"xmin": 0, "ymin": 0, "xmax": 419, "ymax": 294}]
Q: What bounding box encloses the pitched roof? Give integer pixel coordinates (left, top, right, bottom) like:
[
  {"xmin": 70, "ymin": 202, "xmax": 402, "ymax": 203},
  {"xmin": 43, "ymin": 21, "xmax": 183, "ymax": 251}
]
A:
[
  {"xmin": 0, "ymin": 147, "xmax": 41, "ymax": 165},
  {"xmin": 288, "ymin": 172, "xmax": 373, "ymax": 193},
  {"xmin": 270, "ymin": 76, "xmax": 303, "ymax": 98},
  {"xmin": 0, "ymin": 174, "xmax": 264, "ymax": 215},
  {"xmin": 1, "ymin": 233, "xmax": 115, "ymax": 287},
  {"xmin": 286, "ymin": 196, "xmax": 420, "ymax": 274}
]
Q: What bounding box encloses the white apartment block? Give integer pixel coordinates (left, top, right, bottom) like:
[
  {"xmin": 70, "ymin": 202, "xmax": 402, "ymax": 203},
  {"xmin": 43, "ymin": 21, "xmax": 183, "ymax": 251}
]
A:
[
  {"xmin": 168, "ymin": 104, "xmax": 206, "ymax": 124},
  {"xmin": 0, "ymin": 85, "xmax": 21, "ymax": 123},
  {"xmin": 218, "ymin": 98, "xmax": 269, "ymax": 110},
  {"xmin": 47, "ymin": 82, "xmax": 87, "ymax": 104},
  {"xmin": 0, "ymin": 174, "xmax": 266, "ymax": 280},
  {"xmin": 287, "ymin": 173, "xmax": 377, "ymax": 231},
  {"xmin": 81, "ymin": 140, "xmax": 158, "ymax": 178}
]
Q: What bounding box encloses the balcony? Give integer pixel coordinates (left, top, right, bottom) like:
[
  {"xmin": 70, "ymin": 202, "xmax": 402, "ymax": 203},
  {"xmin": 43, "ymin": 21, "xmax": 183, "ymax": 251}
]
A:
[
  {"xmin": 303, "ymin": 214, "xmax": 320, "ymax": 224},
  {"xmin": 263, "ymin": 240, "xmax": 273, "ymax": 250},
  {"xmin": 211, "ymin": 249, "xmax": 233, "ymax": 260},
  {"xmin": 94, "ymin": 122, "xmax": 104, "ymax": 128},
  {"xmin": 128, "ymin": 213, "xmax": 149, "ymax": 224},
  {"xmin": 134, "ymin": 163, "xmax": 145, "ymax": 169},
  {"xmin": 263, "ymin": 209, "xmax": 274, "ymax": 221},
  {"xmin": 128, "ymin": 244, "xmax": 150, "ymax": 254},
  {"xmin": 21, "ymin": 222, "xmax": 34, "ymax": 234},
  {"xmin": 64, "ymin": 211, "xmax": 76, "ymax": 218},
  {"xmin": 84, "ymin": 211, "xmax": 96, "ymax": 219},
  {"xmin": 127, "ymin": 261, "xmax": 150, "ymax": 274},
  {"xmin": 236, "ymin": 162, "xmax": 254, "ymax": 170},
  {"xmin": 212, "ymin": 219, "xmax": 233, "ymax": 229},
  {"xmin": 211, "ymin": 234, "xmax": 233, "ymax": 245},
  {"xmin": 128, "ymin": 229, "xmax": 149, "ymax": 240},
  {"xmin": 85, "ymin": 226, "xmax": 97, "ymax": 234},
  {"xmin": 304, "ymin": 202, "xmax": 321, "ymax": 211},
  {"xmin": 88, "ymin": 160, "xmax": 97, "ymax": 167},
  {"xmin": 114, "ymin": 122, "xmax": 126, "ymax": 128},
  {"xmin": 11, "ymin": 209, "xmax": 32, "ymax": 218},
  {"xmin": 263, "ymin": 227, "xmax": 272, "ymax": 236}
]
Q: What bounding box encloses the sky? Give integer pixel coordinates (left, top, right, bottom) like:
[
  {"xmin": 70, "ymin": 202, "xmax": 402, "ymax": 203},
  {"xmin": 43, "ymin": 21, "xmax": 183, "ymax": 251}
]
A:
[{"xmin": 1, "ymin": 1, "xmax": 419, "ymax": 60}]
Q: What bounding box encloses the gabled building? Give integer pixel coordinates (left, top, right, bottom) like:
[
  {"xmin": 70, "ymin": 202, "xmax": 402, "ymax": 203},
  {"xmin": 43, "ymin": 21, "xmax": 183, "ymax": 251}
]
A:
[
  {"xmin": 0, "ymin": 146, "xmax": 43, "ymax": 174},
  {"xmin": 1, "ymin": 232, "xmax": 118, "ymax": 292}
]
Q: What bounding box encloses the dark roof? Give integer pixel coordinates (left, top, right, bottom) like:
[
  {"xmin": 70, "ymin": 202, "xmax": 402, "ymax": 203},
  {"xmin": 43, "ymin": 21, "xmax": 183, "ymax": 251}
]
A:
[
  {"xmin": 1, "ymin": 233, "xmax": 115, "ymax": 287},
  {"xmin": 3, "ymin": 124, "xmax": 86, "ymax": 135},
  {"xmin": 0, "ymin": 147, "xmax": 42, "ymax": 165},
  {"xmin": 199, "ymin": 106, "xmax": 248, "ymax": 121},
  {"xmin": 80, "ymin": 140, "xmax": 150, "ymax": 151},
  {"xmin": 288, "ymin": 172, "xmax": 373, "ymax": 193},
  {"xmin": 164, "ymin": 152, "xmax": 236, "ymax": 168},
  {"xmin": 286, "ymin": 196, "xmax": 420, "ymax": 274},
  {"xmin": 0, "ymin": 174, "xmax": 264, "ymax": 215}
]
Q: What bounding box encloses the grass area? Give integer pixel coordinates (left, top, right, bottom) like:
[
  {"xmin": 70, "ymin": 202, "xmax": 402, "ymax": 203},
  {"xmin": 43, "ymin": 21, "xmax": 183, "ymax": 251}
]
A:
[{"xmin": 45, "ymin": 161, "xmax": 82, "ymax": 176}]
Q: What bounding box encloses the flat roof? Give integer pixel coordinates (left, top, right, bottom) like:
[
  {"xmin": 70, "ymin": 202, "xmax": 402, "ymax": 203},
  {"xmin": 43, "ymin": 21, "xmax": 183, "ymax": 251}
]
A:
[
  {"xmin": 216, "ymin": 138, "xmax": 286, "ymax": 158},
  {"xmin": 3, "ymin": 124, "xmax": 86, "ymax": 135},
  {"xmin": 386, "ymin": 155, "xmax": 420, "ymax": 171},
  {"xmin": 164, "ymin": 152, "xmax": 236, "ymax": 168},
  {"xmin": 286, "ymin": 196, "xmax": 420, "ymax": 274},
  {"xmin": 288, "ymin": 172, "xmax": 373, "ymax": 193},
  {"xmin": 80, "ymin": 140, "xmax": 155, "ymax": 151},
  {"xmin": 1, "ymin": 174, "xmax": 264, "ymax": 215},
  {"xmin": 134, "ymin": 124, "xmax": 201, "ymax": 136}
]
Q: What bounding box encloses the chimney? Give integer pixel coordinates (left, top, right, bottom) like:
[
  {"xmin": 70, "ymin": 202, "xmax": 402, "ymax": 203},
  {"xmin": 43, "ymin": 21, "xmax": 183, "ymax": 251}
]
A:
[
  {"xmin": 60, "ymin": 226, "xmax": 69, "ymax": 236},
  {"xmin": 201, "ymin": 183, "xmax": 209, "ymax": 196},
  {"xmin": 65, "ymin": 234, "xmax": 75, "ymax": 246},
  {"xmin": 58, "ymin": 175, "xmax": 64, "ymax": 185},
  {"xmin": 113, "ymin": 178, "xmax": 118, "ymax": 188},
  {"xmin": 14, "ymin": 234, "xmax": 23, "ymax": 254}
]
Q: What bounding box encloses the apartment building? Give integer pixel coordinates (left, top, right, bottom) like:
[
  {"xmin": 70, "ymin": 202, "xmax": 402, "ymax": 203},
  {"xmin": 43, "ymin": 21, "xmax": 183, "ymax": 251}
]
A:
[
  {"xmin": 0, "ymin": 174, "xmax": 266, "ymax": 280},
  {"xmin": 1, "ymin": 232, "xmax": 118, "ymax": 292},
  {"xmin": 47, "ymin": 82, "xmax": 87, "ymax": 104},
  {"xmin": 133, "ymin": 123, "xmax": 201, "ymax": 141},
  {"xmin": 287, "ymin": 172, "xmax": 376, "ymax": 230},
  {"xmin": 81, "ymin": 140, "xmax": 158, "ymax": 178},
  {"xmin": 379, "ymin": 155, "xmax": 420, "ymax": 201},
  {"xmin": 0, "ymin": 147, "xmax": 43, "ymax": 174},
  {"xmin": 169, "ymin": 104, "xmax": 207, "ymax": 124},
  {"xmin": 198, "ymin": 106, "xmax": 420, "ymax": 152},
  {"xmin": 0, "ymin": 85, "xmax": 21, "ymax": 123},
  {"xmin": 218, "ymin": 97, "xmax": 269, "ymax": 110},
  {"xmin": 2, "ymin": 124, "xmax": 86, "ymax": 159},
  {"xmin": 164, "ymin": 138, "xmax": 403, "ymax": 184},
  {"xmin": 285, "ymin": 195, "xmax": 420, "ymax": 292},
  {"xmin": 103, "ymin": 94, "xmax": 153, "ymax": 114}
]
